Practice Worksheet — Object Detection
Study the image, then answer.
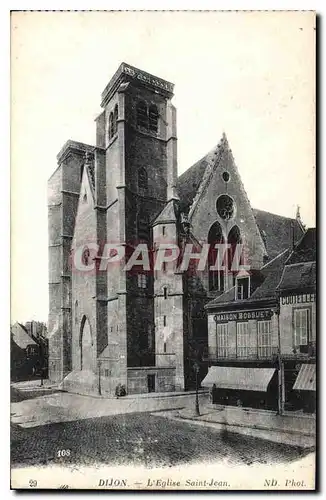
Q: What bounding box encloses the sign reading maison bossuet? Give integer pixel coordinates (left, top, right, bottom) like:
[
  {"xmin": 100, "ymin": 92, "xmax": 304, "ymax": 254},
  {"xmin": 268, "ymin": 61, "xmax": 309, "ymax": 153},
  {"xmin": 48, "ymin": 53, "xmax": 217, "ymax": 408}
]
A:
[{"xmin": 214, "ymin": 309, "xmax": 273, "ymax": 323}]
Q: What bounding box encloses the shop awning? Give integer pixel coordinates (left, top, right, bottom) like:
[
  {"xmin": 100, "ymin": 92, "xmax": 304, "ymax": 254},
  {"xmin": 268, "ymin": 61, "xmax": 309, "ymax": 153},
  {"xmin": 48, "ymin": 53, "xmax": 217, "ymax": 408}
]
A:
[
  {"xmin": 293, "ymin": 364, "xmax": 316, "ymax": 391},
  {"xmin": 201, "ymin": 366, "xmax": 275, "ymax": 392}
]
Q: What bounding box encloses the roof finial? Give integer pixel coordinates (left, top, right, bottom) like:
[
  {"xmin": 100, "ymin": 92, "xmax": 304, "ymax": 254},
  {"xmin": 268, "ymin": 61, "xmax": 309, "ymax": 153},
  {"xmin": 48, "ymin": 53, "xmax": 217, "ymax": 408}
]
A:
[{"xmin": 296, "ymin": 204, "xmax": 301, "ymax": 221}]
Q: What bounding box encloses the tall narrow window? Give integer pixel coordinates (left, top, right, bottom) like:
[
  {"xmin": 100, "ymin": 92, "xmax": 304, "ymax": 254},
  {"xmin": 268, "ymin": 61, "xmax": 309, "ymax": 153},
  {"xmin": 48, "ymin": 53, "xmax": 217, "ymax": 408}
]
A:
[
  {"xmin": 217, "ymin": 323, "xmax": 228, "ymax": 358},
  {"xmin": 148, "ymin": 325, "xmax": 154, "ymax": 352},
  {"xmin": 109, "ymin": 112, "xmax": 114, "ymax": 139},
  {"xmin": 228, "ymin": 225, "xmax": 242, "ymax": 285},
  {"xmin": 137, "ymin": 100, "xmax": 148, "ymax": 128},
  {"xmin": 208, "ymin": 221, "xmax": 225, "ymax": 292},
  {"xmin": 137, "ymin": 208, "xmax": 150, "ymax": 243},
  {"xmin": 138, "ymin": 168, "xmax": 148, "ymax": 195},
  {"xmin": 162, "ymin": 226, "xmax": 166, "ymax": 236},
  {"xmin": 149, "ymin": 104, "xmax": 159, "ymax": 133},
  {"xmin": 163, "ymin": 287, "xmax": 167, "ymax": 299},
  {"xmin": 258, "ymin": 320, "xmax": 272, "ymax": 358},
  {"xmin": 113, "ymin": 104, "xmax": 118, "ymax": 135},
  {"xmin": 163, "ymin": 315, "xmax": 167, "ymax": 327},
  {"xmin": 137, "ymin": 273, "xmax": 147, "ymax": 289},
  {"xmin": 237, "ymin": 322, "xmax": 250, "ymax": 358},
  {"xmin": 294, "ymin": 309, "xmax": 309, "ymax": 347},
  {"xmin": 163, "ymin": 342, "xmax": 167, "ymax": 353},
  {"xmin": 74, "ymin": 300, "xmax": 78, "ymax": 324}
]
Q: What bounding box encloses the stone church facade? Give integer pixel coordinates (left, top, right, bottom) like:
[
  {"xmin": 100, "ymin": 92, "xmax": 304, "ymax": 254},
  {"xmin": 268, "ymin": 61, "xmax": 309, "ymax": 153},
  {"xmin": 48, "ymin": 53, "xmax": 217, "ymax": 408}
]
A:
[{"xmin": 48, "ymin": 63, "xmax": 304, "ymax": 396}]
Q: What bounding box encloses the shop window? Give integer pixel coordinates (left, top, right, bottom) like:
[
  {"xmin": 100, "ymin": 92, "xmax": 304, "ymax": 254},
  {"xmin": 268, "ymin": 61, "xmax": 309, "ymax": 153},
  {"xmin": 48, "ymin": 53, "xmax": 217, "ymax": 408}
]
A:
[
  {"xmin": 217, "ymin": 323, "xmax": 228, "ymax": 358},
  {"xmin": 237, "ymin": 322, "xmax": 249, "ymax": 358},
  {"xmin": 258, "ymin": 320, "xmax": 272, "ymax": 358},
  {"xmin": 294, "ymin": 308, "xmax": 309, "ymax": 349},
  {"xmin": 137, "ymin": 273, "xmax": 147, "ymax": 289}
]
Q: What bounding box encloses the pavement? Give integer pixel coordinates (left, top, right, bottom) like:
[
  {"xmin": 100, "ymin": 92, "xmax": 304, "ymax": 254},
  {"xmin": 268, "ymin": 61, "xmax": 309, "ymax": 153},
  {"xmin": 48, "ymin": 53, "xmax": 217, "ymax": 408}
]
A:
[
  {"xmin": 11, "ymin": 381, "xmax": 315, "ymax": 449},
  {"xmin": 154, "ymin": 406, "xmax": 316, "ymax": 449}
]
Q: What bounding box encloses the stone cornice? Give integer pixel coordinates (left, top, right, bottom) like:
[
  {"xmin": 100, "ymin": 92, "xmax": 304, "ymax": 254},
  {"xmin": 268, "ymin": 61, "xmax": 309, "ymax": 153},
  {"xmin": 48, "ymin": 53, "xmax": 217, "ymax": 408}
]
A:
[
  {"xmin": 101, "ymin": 62, "xmax": 174, "ymax": 108},
  {"xmin": 57, "ymin": 140, "xmax": 95, "ymax": 164}
]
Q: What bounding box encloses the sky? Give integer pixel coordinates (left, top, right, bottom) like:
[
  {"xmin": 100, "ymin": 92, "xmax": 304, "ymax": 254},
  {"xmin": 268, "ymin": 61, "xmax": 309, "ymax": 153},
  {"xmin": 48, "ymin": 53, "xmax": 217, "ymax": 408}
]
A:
[{"xmin": 11, "ymin": 11, "xmax": 315, "ymax": 323}]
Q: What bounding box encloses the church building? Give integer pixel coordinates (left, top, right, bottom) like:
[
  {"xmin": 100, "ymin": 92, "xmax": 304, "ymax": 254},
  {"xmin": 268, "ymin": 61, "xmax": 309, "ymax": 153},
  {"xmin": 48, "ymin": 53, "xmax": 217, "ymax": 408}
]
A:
[{"xmin": 48, "ymin": 63, "xmax": 305, "ymax": 396}]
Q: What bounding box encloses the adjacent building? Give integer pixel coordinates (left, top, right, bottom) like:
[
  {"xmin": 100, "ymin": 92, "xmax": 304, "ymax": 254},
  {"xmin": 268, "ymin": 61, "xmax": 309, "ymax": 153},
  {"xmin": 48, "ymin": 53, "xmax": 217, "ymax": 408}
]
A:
[{"xmin": 203, "ymin": 228, "xmax": 316, "ymax": 414}]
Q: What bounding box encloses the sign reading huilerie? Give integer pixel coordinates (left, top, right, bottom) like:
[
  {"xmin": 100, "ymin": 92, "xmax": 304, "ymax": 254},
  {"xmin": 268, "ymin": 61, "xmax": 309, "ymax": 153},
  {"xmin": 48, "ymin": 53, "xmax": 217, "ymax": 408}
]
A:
[{"xmin": 214, "ymin": 310, "xmax": 273, "ymax": 323}]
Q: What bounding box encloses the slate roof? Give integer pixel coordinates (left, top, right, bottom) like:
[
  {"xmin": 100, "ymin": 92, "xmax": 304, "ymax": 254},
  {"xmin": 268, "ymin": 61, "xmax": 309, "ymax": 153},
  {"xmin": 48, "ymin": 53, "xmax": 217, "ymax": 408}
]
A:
[
  {"xmin": 277, "ymin": 262, "xmax": 316, "ymax": 293},
  {"xmin": 250, "ymin": 249, "xmax": 291, "ymax": 300},
  {"xmin": 277, "ymin": 228, "xmax": 316, "ymax": 293},
  {"xmin": 11, "ymin": 322, "xmax": 37, "ymax": 350},
  {"xmin": 205, "ymin": 250, "xmax": 289, "ymax": 310},
  {"xmin": 206, "ymin": 226, "xmax": 316, "ymax": 310},
  {"xmin": 253, "ymin": 209, "xmax": 304, "ymax": 260},
  {"xmin": 176, "ymin": 152, "xmax": 211, "ymax": 213},
  {"xmin": 285, "ymin": 227, "xmax": 316, "ymax": 265}
]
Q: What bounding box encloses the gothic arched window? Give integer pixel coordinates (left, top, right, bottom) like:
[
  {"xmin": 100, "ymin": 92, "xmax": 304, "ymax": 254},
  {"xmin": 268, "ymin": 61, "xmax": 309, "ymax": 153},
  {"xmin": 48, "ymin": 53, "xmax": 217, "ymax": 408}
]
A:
[
  {"xmin": 138, "ymin": 168, "xmax": 148, "ymax": 195},
  {"xmin": 136, "ymin": 100, "xmax": 148, "ymax": 128},
  {"xmin": 113, "ymin": 104, "xmax": 118, "ymax": 135},
  {"xmin": 228, "ymin": 225, "xmax": 242, "ymax": 284},
  {"xmin": 149, "ymin": 104, "xmax": 159, "ymax": 133},
  {"xmin": 208, "ymin": 221, "xmax": 225, "ymax": 292}
]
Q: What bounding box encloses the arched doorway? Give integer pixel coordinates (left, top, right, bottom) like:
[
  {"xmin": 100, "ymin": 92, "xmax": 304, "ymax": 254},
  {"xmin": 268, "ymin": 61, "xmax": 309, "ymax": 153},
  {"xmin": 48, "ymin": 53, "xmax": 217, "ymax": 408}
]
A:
[
  {"xmin": 208, "ymin": 221, "xmax": 225, "ymax": 292},
  {"xmin": 79, "ymin": 315, "xmax": 93, "ymax": 371}
]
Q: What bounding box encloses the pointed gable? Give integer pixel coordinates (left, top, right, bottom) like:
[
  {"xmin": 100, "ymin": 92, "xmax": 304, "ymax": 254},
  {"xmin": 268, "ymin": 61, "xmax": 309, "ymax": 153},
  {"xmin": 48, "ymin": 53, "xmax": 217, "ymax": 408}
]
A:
[
  {"xmin": 152, "ymin": 199, "xmax": 178, "ymax": 226},
  {"xmin": 177, "ymin": 135, "xmax": 306, "ymax": 263},
  {"xmin": 11, "ymin": 322, "xmax": 37, "ymax": 349},
  {"xmin": 71, "ymin": 157, "xmax": 97, "ymax": 250}
]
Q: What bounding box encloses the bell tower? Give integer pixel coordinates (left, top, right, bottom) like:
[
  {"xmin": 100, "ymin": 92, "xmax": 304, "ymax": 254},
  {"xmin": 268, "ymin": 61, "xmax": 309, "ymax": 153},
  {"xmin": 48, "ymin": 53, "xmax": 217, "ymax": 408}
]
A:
[{"xmin": 98, "ymin": 63, "xmax": 178, "ymax": 393}]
